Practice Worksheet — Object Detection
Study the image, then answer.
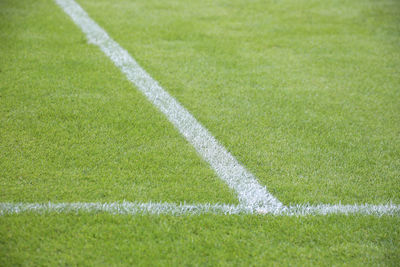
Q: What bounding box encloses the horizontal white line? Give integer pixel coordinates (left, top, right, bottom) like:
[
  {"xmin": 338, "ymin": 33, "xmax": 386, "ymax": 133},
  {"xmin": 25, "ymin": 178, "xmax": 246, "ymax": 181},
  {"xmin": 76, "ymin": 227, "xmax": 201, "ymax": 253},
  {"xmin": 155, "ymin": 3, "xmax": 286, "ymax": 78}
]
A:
[
  {"xmin": 54, "ymin": 0, "xmax": 284, "ymax": 211},
  {"xmin": 0, "ymin": 202, "xmax": 252, "ymax": 215},
  {"xmin": 1, "ymin": 202, "xmax": 399, "ymax": 216},
  {"xmin": 286, "ymin": 203, "xmax": 400, "ymax": 216}
]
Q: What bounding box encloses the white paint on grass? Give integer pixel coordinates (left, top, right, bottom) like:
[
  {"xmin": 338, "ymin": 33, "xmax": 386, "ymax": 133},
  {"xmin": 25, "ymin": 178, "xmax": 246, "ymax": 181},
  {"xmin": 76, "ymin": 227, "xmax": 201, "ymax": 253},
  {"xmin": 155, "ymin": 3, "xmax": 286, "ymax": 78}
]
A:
[
  {"xmin": 1, "ymin": 202, "xmax": 399, "ymax": 216},
  {"xmin": 0, "ymin": 202, "xmax": 252, "ymax": 215},
  {"xmin": 285, "ymin": 203, "xmax": 400, "ymax": 216},
  {"xmin": 54, "ymin": 0, "xmax": 284, "ymax": 211}
]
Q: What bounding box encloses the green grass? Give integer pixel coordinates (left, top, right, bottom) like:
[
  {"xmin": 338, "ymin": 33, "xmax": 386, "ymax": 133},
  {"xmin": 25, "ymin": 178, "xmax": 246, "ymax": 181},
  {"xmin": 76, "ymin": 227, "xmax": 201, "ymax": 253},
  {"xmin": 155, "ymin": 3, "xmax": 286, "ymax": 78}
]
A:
[
  {"xmin": 0, "ymin": 0, "xmax": 237, "ymax": 204},
  {"xmin": 78, "ymin": 0, "xmax": 400, "ymax": 204},
  {"xmin": 1, "ymin": 214, "xmax": 400, "ymax": 266},
  {"xmin": 1, "ymin": 0, "xmax": 400, "ymax": 265}
]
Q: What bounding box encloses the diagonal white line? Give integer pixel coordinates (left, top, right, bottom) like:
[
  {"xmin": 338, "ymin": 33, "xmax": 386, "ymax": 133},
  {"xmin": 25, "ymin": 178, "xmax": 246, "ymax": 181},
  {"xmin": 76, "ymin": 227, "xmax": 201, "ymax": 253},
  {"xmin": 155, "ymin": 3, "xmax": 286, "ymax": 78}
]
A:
[
  {"xmin": 1, "ymin": 202, "xmax": 399, "ymax": 216},
  {"xmin": 53, "ymin": 0, "xmax": 284, "ymax": 211}
]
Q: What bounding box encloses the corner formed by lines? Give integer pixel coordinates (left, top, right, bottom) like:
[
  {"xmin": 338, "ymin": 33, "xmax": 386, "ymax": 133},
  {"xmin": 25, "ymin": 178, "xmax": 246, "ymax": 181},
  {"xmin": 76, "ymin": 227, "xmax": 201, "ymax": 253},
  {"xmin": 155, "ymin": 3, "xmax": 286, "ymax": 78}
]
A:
[
  {"xmin": 2, "ymin": 0, "xmax": 397, "ymax": 217},
  {"xmin": 53, "ymin": 0, "xmax": 283, "ymax": 211}
]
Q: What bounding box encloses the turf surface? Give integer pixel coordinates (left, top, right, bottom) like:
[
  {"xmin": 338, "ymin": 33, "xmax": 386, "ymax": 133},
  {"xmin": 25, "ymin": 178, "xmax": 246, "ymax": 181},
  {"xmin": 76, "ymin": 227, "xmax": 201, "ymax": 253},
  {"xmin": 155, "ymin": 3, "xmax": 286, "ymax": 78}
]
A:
[
  {"xmin": 1, "ymin": 0, "xmax": 399, "ymax": 265},
  {"xmin": 0, "ymin": 0, "xmax": 237, "ymax": 204},
  {"xmin": 1, "ymin": 214, "xmax": 399, "ymax": 266},
  {"xmin": 77, "ymin": 0, "xmax": 400, "ymax": 204}
]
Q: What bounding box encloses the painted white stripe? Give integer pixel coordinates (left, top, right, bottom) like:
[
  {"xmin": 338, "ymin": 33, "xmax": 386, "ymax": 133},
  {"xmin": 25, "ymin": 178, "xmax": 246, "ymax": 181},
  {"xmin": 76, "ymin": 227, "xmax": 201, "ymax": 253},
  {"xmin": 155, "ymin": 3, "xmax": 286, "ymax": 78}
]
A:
[
  {"xmin": 1, "ymin": 202, "xmax": 399, "ymax": 216},
  {"xmin": 285, "ymin": 203, "xmax": 400, "ymax": 216},
  {"xmin": 54, "ymin": 0, "xmax": 284, "ymax": 211},
  {"xmin": 0, "ymin": 202, "xmax": 251, "ymax": 215}
]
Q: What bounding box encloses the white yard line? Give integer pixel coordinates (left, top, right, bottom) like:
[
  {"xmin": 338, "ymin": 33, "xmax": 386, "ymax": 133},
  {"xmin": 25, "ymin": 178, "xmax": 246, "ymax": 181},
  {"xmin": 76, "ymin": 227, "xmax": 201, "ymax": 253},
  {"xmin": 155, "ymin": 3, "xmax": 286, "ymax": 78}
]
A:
[
  {"xmin": 54, "ymin": 0, "xmax": 284, "ymax": 212},
  {"xmin": 0, "ymin": 202, "xmax": 252, "ymax": 216},
  {"xmin": 1, "ymin": 202, "xmax": 399, "ymax": 216},
  {"xmin": 285, "ymin": 203, "xmax": 400, "ymax": 216}
]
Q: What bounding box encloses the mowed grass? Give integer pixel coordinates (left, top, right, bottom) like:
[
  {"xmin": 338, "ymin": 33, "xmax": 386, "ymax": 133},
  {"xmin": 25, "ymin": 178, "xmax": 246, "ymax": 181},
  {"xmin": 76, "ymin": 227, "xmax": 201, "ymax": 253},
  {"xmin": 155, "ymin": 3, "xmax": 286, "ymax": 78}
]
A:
[
  {"xmin": 79, "ymin": 0, "xmax": 400, "ymax": 204},
  {"xmin": 0, "ymin": 0, "xmax": 400, "ymax": 265},
  {"xmin": 1, "ymin": 214, "xmax": 399, "ymax": 266},
  {"xmin": 0, "ymin": 0, "xmax": 237, "ymax": 204}
]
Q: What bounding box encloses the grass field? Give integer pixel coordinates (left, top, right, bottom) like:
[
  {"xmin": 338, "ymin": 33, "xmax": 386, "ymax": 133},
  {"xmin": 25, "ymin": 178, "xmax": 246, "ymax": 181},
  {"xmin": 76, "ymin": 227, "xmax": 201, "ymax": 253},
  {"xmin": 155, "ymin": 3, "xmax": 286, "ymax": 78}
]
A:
[{"xmin": 1, "ymin": 0, "xmax": 400, "ymax": 265}]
